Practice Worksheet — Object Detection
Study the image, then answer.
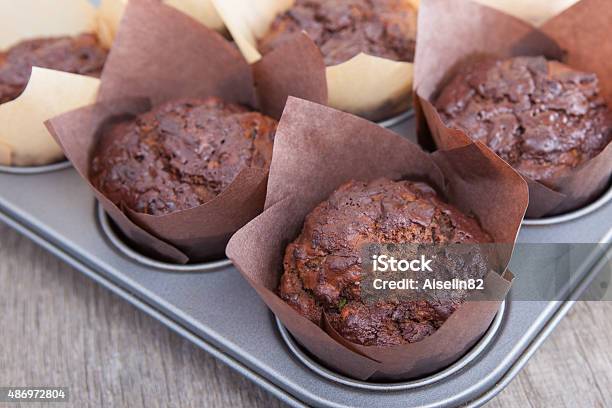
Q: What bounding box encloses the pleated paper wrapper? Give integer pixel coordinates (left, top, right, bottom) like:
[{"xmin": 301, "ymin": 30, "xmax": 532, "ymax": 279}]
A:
[
  {"xmin": 46, "ymin": 0, "xmax": 325, "ymax": 263},
  {"xmin": 227, "ymin": 97, "xmax": 529, "ymax": 381},
  {"xmin": 414, "ymin": 0, "xmax": 612, "ymax": 218}
]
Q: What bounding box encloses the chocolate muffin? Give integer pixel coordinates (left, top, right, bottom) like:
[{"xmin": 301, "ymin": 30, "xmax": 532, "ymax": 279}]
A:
[
  {"xmin": 0, "ymin": 33, "xmax": 107, "ymax": 104},
  {"xmin": 436, "ymin": 56, "xmax": 612, "ymax": 185},
  {"xmin": 279, "ymin": 178, "xmax": 492, "ymax": 346},
  {"xmin": 90, "ymin": 97, "xmax": 277, "ymax": 216},
  {"xmin": 259, "ymin": 0, "xmax": 417, "ymax": 66}
]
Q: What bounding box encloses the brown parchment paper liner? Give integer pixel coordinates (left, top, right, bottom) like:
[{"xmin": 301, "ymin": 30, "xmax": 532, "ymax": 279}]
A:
[
  {"xmin": 46, "ymin": 0, "xmax": 302, "ymax": 263},
  {"xmin": 415, "ymin": 0, "xmax": 612, "ymax": 218},
  {"xmin": 211, "ymin": 0, "xmax": 417, "ymax": 121},
  {"xmin": 473, "ymin": 0, "xmax": 580, "ymax": 26},
  {"xmin": 0, "ymin": 0, "xmax": 118, "ymax": 166},
  {"xmin": 97, "ymin": 0, "xmax": 225, "ymax": 50},
  {"xmin": 227, "ymin": 97, "xmax": 527, "ymax": 381}
]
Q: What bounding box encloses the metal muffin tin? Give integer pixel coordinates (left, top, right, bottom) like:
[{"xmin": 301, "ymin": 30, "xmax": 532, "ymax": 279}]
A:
[
  {"xmin": 97, "ymin": 205, "xmax": 232, "ymax": 272},
  {"xmin": 0, "ymin": 113, "xmax": 610, "ymax": 408},
  {"xmin": 275, "ymin": 301, "xmax": 507, "ymax": 392},
  {"xmin": 0, "ymin": 160, "xmax": 71, "ymax": 175}
]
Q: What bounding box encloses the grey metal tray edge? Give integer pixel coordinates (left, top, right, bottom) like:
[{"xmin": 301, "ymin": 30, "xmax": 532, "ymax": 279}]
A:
[
  {"xmin": 1, "ymin": 199, "xmax": 609, "ymax": 408},
  {"xmin": 467, "ymin": 252, "xmax": 611, "ymax": 407},
  {"xmin": 0, "ymin": 194, "xmax": 352, "ymax": 408},
  {"xmin": 0, "ymin": 209, "xmax": 308, "ymax": 408}
]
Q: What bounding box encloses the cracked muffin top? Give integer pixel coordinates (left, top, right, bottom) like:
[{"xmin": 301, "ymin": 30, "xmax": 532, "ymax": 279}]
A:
[
  {"xmin": 279, "ymin": 178, "xmax": 492, "ymax": 347},
  {"xmin": 258, "ymin": 0, "xmax": 417, "ymax": 66},
  {"xmin": 435, "ymin": 56, "xmax": 612, "ymax": 185},
  {"xmin": 90, "ymin": 97, "xmax": 277, "ymax": 216},
  {"xmin": 0, "ymin": 33, "xmax": 107, "ymax": 104}
]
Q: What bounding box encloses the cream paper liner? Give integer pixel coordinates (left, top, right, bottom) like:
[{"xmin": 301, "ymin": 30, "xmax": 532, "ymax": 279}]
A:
[
  {"xmin": 474, "ymin": 0, "xmax": 580, "ymax": 26},
  {"xmin": 0, "ymin": 0, "xmax": 97, "ymax": 49},
  {"xmin": 0, "ymin": 0, "xmax": 110, "ymax": 167},
  {"xmin": 212, "ymin": 0, "xmax": 417, "ymax": 120},
  {"xmin": 0, "ymin": 143, "xmax": 11, "ymax": 165},
  {"xmin": 166, "ymin": 0, "xmax": 224, "ymax": 31},
  {"xmin": 327, "ymin": 54, "xmax": 413, "ymax": 119},
  {"xmin": 96, "ymin": 0, "xmax": 125, "ymax": 49},
  {"xmin": 98, "ymin": 0, "xmax": 225, "ymax": 49},
  {"xmin": 0, "ymin": 68, "xmax": 99, "ymax": 166}
]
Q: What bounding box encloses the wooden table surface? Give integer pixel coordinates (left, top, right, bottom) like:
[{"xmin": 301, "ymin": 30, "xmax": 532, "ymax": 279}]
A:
[{"xmin": 1, "ymin": 222, "xmax": 610, "ymax": 408}]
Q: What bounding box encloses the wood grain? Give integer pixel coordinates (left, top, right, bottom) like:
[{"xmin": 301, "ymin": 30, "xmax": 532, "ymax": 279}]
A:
[{"xmin": 0, "ymin": 223, "xmax": 610, "ymax": 407}]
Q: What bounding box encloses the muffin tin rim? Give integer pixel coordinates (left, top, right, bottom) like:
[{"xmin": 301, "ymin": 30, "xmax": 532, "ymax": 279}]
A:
[
  {"xmin": 378, "ymin": 109, "xmax": 415, "ymax": 128},
  {"xmin": 275, "ymin": 300, "xmax": 506, "ymax": 391},
  {"xmin": 523, "ymin": 183, "xmax": 612, "ymax": 226},
  {"xmin": 0, "ymin": 160, "xmax": 72, "ymax": 175},
  {"xmin": 96, "ymin": 203, "xmax": 232, "ymax": 272}
]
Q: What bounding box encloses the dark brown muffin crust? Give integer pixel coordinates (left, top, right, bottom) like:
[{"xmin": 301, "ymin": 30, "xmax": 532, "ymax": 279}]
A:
[
  {"xmin": 0, "ymin": 33, "xmax": 108, "ymax": 104},
  {"xmin": 259, "ymin": 0, "xmax": 417, "ymax": 66},
  {"xmin": 91, "ymin": 97, "xmax": 277, "ymax": 216},
  {"xmin": 279, "ymin": 178, "xmax": 491, "ymax": 346},
  {"xmin": 436, "ymin": 56, "xmax": 612, "ymax": 185}
]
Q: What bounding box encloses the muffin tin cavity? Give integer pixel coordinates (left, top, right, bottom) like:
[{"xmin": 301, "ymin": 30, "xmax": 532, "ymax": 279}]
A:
[
  {"xmin": 276, "ymin": 301, "xmax": 506, "ymax": 390},
  {"xmin": 378, "ymin": 109, "xmax": 414, "ymax": 129},
  {"xmin": 96, "ymin": 203, "xmax": 232, "ymax": 272},
  {"xmin": 0, "ymin": 160, "xmax": 71, "ymax": 175},
  {"xmin": 524, "ymin": 184, "xmax": 612, "ymax": 226}
]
